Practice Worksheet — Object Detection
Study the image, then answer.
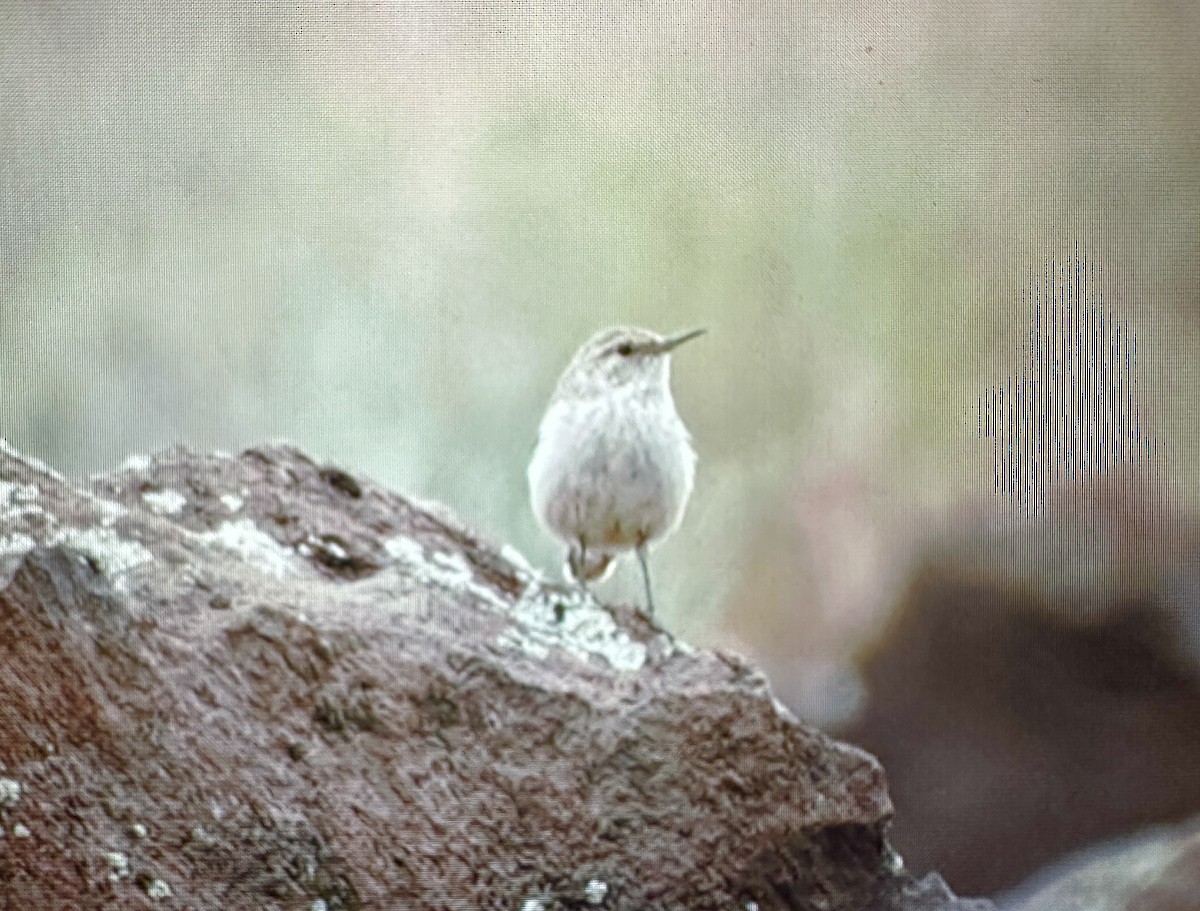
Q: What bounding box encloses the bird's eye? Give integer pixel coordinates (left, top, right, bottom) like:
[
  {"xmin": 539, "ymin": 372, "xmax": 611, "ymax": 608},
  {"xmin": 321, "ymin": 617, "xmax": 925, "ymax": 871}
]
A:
[{"xmin": 616, "ymin": 342, "xmax": 634, "ymax": 356}]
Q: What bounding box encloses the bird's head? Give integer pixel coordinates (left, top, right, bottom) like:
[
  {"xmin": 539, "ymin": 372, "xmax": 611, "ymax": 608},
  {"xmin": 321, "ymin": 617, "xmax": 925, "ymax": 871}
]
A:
[{"xmin": 556, "ymin": 326, "xmax": 706, "ymax": 399}]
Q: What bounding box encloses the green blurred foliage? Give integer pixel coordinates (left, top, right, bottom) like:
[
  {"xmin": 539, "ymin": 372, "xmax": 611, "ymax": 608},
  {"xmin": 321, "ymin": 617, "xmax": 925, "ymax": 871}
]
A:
[{"xmin": 2, "ymin": 0, "xmax": 1197, "ymax": 637}]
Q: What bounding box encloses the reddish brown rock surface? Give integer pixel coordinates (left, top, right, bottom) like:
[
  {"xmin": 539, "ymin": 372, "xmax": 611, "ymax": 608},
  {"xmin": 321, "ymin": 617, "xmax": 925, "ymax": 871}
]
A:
[{"xmin": 0, "ymin": 442, "xmax": 991, "ymax": 910}]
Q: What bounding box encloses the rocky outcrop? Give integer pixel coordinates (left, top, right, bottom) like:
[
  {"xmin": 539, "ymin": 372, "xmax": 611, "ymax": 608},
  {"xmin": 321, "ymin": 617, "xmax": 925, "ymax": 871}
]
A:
[{"xmin": 0, "ymin": 441, "xmax": 991, "ymax": 910}]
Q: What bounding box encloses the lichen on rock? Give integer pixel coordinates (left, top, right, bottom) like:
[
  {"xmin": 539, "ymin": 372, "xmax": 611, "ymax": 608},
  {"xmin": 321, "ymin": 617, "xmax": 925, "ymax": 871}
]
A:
[{"xmin": 0, "ymin": 440, "xmax": 992, "ymax": 910}]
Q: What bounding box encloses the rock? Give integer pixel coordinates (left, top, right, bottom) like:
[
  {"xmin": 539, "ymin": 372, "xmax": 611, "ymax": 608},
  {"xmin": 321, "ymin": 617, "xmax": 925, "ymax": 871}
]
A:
[
  {"xmin": 1002, "ymin": 816, "xmax": 1200, "ymax": 911},
  {"xmin": 837, "ymin": 471, "xmax": 1200, "ymax": 896},
  {"xmin": 0, "ymin": 441, "xmax": 991, "ymax": 909}
]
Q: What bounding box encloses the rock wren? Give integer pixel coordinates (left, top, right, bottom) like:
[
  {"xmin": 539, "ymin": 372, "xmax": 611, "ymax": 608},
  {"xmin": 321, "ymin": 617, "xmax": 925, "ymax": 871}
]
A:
[{"xmin": 528, "ymin": 326, "xmax": 705, "ymax": 614}]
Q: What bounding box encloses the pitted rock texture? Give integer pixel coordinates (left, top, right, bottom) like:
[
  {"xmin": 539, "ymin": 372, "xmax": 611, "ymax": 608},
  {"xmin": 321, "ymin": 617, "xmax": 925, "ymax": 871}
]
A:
[{"xmin": 0, "ymin": 442, "xmax": 992, "ymax": 910}]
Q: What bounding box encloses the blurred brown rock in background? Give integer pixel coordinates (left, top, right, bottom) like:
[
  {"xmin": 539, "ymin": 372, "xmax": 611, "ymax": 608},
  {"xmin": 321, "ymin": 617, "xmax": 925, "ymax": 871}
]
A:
[
  {"xmin": 1002, "ymin": 816, "xmax": 1200, "ymax": 911},
  {"xmin": 834, "ymin": 469, "xmax": 1200, "ymax": 897}
]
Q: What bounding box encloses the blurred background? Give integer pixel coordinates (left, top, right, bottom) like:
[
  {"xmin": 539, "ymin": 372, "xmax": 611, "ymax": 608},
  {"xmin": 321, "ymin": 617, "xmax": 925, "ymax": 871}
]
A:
[{"xmin": 2, "ymin": 0, "xmax": 1198, "ymax": 903}]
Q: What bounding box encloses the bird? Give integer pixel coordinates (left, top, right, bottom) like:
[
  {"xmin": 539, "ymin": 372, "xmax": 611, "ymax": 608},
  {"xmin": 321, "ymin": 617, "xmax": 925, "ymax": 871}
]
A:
[{"xmin": 527, "ymin": 326, "xmax": 705, "ymax": 614}]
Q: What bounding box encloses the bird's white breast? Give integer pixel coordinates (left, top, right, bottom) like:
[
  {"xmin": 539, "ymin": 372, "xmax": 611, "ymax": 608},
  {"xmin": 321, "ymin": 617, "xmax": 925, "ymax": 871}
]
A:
[{"xmin": 528, "ymin": 389, "xmax": 696, "ymax": 552}]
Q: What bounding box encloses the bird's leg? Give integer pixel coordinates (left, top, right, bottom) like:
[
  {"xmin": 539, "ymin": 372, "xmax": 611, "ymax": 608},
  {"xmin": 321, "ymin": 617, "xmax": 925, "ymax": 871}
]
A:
[
  {"xmin": 570, "ymin": 538, "xmax": 594, "ymax": 602},
  {"xmin": 635, "ymin": 542, "xmax": 655, "ymax": 616}
]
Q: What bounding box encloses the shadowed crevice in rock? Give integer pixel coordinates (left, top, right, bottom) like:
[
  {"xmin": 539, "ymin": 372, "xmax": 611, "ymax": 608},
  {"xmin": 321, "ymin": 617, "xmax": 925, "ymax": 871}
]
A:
[{"xmin": 0, "ymin": 441, "xmax": 992, "ymax": 909}]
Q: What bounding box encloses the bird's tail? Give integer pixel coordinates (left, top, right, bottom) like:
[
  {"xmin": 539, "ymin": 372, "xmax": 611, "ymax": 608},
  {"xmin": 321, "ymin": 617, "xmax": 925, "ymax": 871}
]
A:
[{"xmin": 566, "ymin": 545, "xmax": 616, "ymax": 585}]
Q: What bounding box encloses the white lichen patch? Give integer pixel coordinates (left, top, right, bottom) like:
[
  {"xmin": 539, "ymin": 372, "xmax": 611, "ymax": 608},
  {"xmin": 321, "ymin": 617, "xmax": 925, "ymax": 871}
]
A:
[
  {"xmin": 500, "ymin": 585, "xmax": 647, "ymax": 673},
  {"xmin": 771, "ymin": 696, "xmax": 798, "ymax": 724},
  {"xmin": 311, "ymin": 900, "xmax": 328, "ymax": 911},
  {"xmin": 883, "ymin": 843, "xmax": 905, "ymax": 873},
  {"xmin": 383, "ymin": 536, "xmax": 509, "ymax": 611},
  {"xmin": 0, "ymin": 778, "xmax": 20, "ymax": 807},
  {"xmin": 0, "ymin": 505, "xmax": 44, "ymax": 525},
  {"xmin": 0, "ymin": 480, "xmax": 40, "ymax": 508},
  {"xmin": 141, "ymin": 489, "xmax": 188, "ymax": 515},
  {"xmin": 189, "ymin": 824, "xmax": 218, "ymax": 846},
  {"xmin": 0, "ymin": 533, "xmax": 36, "ymax": 560},
  {"xmin": 669, "ymin": 637, "xmax": 697, "ymax": 656},
  {"xmin": 104, "ymin": 851, "xmax": 130, "ymax": 881},
  {"xmin": 86, "ymin": 495, "xmax": 128, "ymax": 527},
  {"xmin": 430, "ymin": 549, "xmax": 509, "ymax": 608},
  {"xmin": 385, "ymin": 536, "xmax": 646, "ymax": 672},
  {"xmin": 195, "ymin": 519, "xmax": 298, "ymax": 580},
  {"xmin": 11, "ymin": 823, "xmax": 30, "ymax": 838},
  {"xmin": 0, "ymin": 438, "xmax": 66, "ymax": 482},
  {"xmin": 50, "ymin": 526, "xmax": 154, "ymax": 587},
  {"xmin": 128, "ymin": 822, "xmax": 148, "ymax": 839},
  {"xmin": 0, "ymin": 480, "xmax": 45, "ymax": 526},
  {"xmin": 584, "ymin": 878, "xmax": 608, "ymax": 904},
  {"xmin": 519, "ymin": 899, "xmax": 546, "ymax": 911},
  {"xmin": 144, "ymin": 877, "xmax": 171, "ymax": 899},
  {"xmin": 219, "ymin": 493, "xmax": 244, "ymax": 513},
  {"xmin": 499, "ymin": 543, "xmax": 539, "ymax": 578},
  {"xmin": 308, "ymin": 536, "xmax": 348, "ymax": 563},
  {"xmin": 117, "ymin": 453, "xmax": 152, "ymax": 473}
]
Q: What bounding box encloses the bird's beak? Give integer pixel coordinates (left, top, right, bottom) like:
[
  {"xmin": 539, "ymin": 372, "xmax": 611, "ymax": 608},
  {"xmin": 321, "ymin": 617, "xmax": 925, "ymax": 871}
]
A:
[{"xmin": 656, "ymin": 328, "xmax": 707, "ymax": 353}]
